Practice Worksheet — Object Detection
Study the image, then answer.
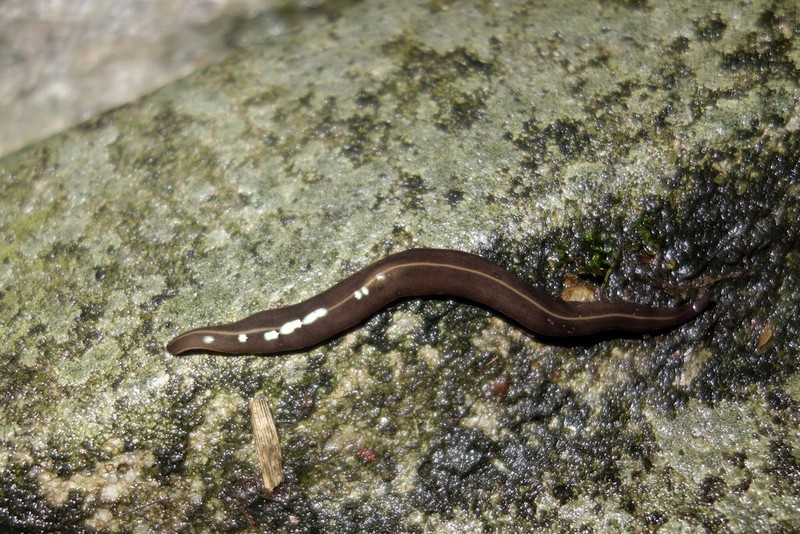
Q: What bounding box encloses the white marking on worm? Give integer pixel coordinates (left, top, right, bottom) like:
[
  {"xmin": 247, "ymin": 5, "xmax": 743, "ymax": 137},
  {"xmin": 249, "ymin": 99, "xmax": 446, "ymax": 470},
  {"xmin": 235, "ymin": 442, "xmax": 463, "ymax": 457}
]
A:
[
  {"xmin": 354, "ymin": 286, "xmax": 370, "ymax": 300},
  {"xmin": 202, "ymin": 335, "xmax": 215, "ymax": 344},
  {"xmin": 263, "ymin": 330, "xmax": 279, "ymax": 341},
  {"xmin": 376, "ymin": 273, "xmax": 386, "ymax": 281},
  {"xmin": 302, "ymin": 307, "xmax": 328, "ymax": 325},
  {"xmin": 238, "ymin": 334, "xmax": 248, "ymax": 343},
  {"xmin": 279, "ymin": 319, "xmax": 303, "ymax": 335}
]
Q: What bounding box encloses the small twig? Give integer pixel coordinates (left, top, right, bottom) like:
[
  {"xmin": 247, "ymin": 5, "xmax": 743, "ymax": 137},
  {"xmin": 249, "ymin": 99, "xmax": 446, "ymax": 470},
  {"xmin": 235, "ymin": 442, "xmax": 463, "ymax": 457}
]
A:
[{"xmin": 249, "ymin": 395, "xmax": 284, "ymax": 492}]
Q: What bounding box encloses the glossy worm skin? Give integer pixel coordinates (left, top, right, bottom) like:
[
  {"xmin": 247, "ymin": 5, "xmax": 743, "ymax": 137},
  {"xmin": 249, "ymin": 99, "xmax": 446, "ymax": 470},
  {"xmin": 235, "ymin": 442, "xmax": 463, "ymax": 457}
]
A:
[{"xmin": 166, "ymin": 248, "xmax": 711, "ymax": 355}]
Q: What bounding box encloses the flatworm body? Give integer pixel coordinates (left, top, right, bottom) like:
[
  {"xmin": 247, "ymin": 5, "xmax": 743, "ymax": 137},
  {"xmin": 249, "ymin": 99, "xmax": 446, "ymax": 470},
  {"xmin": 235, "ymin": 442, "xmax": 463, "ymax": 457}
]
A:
[{"xmin": 166, "ymin": 248, "xmax": 710, "ymax": 355}]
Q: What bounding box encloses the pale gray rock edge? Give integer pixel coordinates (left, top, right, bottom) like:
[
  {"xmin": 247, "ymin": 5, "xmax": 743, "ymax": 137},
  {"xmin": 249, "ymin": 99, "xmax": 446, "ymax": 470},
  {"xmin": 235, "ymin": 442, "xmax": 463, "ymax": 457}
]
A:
[{"xmin": 0, "ymin": 0, "xmax": 298, "ymax": 157}]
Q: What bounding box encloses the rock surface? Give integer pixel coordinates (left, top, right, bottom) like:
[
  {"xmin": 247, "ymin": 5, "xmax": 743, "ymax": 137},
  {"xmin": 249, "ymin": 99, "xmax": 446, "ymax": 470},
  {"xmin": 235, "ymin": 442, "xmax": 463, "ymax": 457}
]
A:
[{"xmin": 1, "ymin": 0, "xmax": 798, "ymax": 530}]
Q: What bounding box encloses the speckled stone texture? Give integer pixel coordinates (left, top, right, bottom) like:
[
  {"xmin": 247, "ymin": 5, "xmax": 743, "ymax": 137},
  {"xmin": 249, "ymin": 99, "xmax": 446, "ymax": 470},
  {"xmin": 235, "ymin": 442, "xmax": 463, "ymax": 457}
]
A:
[{"xmin": 1, "ymin": 0, "xmax": 798, "ymax": 531}]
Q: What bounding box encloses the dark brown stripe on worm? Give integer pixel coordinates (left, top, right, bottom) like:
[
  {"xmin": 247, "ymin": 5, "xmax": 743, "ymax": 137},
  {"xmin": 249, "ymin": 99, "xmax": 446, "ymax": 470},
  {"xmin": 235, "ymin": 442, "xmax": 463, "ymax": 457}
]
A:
[{"xmin": 166, "ymin": 248, "xmax": 711, "ymax": 355}]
